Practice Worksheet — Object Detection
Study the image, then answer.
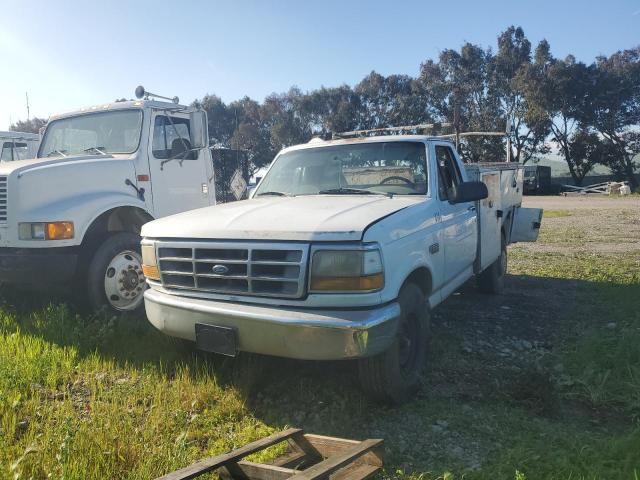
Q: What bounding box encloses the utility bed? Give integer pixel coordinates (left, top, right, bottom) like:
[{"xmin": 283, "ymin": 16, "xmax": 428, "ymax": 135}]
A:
[{"xmin": 465, "ymin": 162, "xmax": 542, "ymax": 272}]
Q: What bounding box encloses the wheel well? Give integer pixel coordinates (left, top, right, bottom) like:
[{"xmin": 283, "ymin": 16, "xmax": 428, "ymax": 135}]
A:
[
  {"xmin": 82, "ymin": 207, "xmax": 153, "ymax": 248},
  {"xmin": 403, "ymin": 267, "xmax": 433, "ymax": 297}
]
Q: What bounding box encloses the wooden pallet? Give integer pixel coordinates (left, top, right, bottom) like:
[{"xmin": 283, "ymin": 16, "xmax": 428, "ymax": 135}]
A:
[{"xmin": 155, "ymin": 428, "xmax": 384, "ymax": 480}]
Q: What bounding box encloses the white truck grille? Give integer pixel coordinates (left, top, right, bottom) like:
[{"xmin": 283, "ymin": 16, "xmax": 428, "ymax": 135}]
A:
[
  {"xmin": 156, "ymin": 241, "xmax": 309, "ymax": 299},
  {"xmin": 0, "ymin": 176, "xmax": 7, "ymax": 223}
]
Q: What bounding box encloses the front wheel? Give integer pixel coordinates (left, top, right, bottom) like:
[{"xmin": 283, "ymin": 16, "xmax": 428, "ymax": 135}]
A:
[
  {"xmin": 86, "ymin": 232, "xmax": 146, "ymax": 313},
  {"xmin": 357, "ymin": 283, "xmax": 430, "ymax": 404}
]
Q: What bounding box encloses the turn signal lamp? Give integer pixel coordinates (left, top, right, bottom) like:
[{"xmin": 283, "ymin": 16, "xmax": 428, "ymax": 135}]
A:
[
  {"xmin": 141, "ymin": 243, "xmax": 160, "ymax": 280},
  {"xmin": 46, "ymin": 222, "xmax": 74, "ymax": 240}
]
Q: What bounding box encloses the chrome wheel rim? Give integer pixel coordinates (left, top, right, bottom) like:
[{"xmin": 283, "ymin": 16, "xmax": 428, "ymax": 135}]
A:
[{"xmin": 104, "ymin": 250, "xmax": 145, "ymax": 311}]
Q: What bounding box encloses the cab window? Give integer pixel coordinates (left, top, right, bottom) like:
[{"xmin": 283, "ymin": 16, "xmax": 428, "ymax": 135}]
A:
[
  {"xmin": 152, "ymin": 116, "xmax": 195, "ymax": 160},
  {"xmin": 1, "ymin": 142, "xmax": 28, "ymax": 161},
  {"xmin": 435, "ymin": 145, "xmax": 462, "ymax": 200}
]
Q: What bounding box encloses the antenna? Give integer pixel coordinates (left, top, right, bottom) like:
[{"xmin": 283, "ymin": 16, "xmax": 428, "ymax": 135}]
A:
[
  {"xmin": 26, "ymin": 92, "xmax": 30, "ymax": 120},
  {"xmin": 134, "ymin": 85, "xmax": 179, "ymax": 104}
]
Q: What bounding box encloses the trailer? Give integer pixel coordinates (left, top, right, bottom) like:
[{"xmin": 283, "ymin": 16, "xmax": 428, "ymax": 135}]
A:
[{"xmin": 523, "ymin": 165, "xmax": 551, "ymax": 194}]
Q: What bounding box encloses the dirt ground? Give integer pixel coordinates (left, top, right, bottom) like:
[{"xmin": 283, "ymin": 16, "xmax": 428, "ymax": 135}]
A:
[
  {"xmin": 523, "ymin": 194, "xmax": 640, "ymax": 211},
  {"xmin": 521, "ymin": 195, "xmax": 640, "ymax": 254}
]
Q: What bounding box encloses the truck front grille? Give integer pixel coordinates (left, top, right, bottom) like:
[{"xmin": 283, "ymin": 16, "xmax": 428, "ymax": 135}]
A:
[
  {"xmin": 0, "ymin": 176, "xmax": 7, "ymax": 223},
  {"xmin": 156, "ymin": 241, "xmax": 309, "ymax": 299}
]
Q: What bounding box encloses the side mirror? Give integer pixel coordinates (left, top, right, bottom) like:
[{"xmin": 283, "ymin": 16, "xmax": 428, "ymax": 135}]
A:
[
  {"xmin": 449, "ymin": 181, "xmax": 488, "ymax": 204},
  {"xmin": 189, "ymin": 110, "xmax": 208, "ymax": 149}
]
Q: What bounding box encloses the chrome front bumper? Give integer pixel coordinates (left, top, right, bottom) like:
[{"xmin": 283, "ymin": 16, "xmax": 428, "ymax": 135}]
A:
[{"xmin": 144, "ymin": 289, "xmax": 400, "ymax": 360}]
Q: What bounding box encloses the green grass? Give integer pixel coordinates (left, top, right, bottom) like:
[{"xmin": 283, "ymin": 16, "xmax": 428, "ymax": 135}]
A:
[
  {"xmin": 543, "ymin": 210, "xmax": 572, "ymax": 218},
  {"xmin": 1, "ymin": 205, "xmax": 640, "ymax": 479},
  {"xmin": 0, "ymin": 304, "xmax": 282, "ymax": 479}
]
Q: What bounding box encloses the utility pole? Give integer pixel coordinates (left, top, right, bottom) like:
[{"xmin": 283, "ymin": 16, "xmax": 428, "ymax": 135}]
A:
[{"xmin": 26, "ymin": 92, "xmax": 30, "ymax": 121}]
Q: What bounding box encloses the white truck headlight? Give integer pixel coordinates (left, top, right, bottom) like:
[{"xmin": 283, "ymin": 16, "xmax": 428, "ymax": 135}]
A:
[
  {"xmin": 141, "ymin": 241, "xmax": 160, "ymax": 280},
  {"xmin": 310, "ymin": 245, "xmax": 384, "ymax": 292}
]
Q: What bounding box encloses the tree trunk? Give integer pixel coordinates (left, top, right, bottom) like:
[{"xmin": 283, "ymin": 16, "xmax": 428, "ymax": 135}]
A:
[{"xmin": 622, "ymin": 155, "xmax": 639, "ymax": 189}]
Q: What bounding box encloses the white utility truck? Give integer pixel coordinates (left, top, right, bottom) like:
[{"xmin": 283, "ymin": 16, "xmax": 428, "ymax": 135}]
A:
[
  {"xmin": 0, "ymin": 131, "xmax": 39, "ymax": 162},
  {"xmin": 140, "ymin": 129, "xmax": 542, "ymax": 403},
  {"xmin": 0, "ymin": 87, "xmax": 215, "ymax": 312}
]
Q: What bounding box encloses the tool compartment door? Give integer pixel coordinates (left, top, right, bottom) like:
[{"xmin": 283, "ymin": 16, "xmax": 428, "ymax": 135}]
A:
[
  {"xmin": 511, "ymin": 207, "xmax": 543, "ymax": 242},
  {"xmin": 478, "ymin": 171, "xmax": 502, "ymax": 271}
]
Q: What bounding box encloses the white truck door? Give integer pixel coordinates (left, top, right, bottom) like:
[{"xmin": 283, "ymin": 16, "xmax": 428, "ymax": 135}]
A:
[
  {"xmin": 433, "ymin": 144, "xmax": 477, "ymax": 284},
  {"xmin": 147, "ymin": 112, "xmax": 210, "ymax": 217}
]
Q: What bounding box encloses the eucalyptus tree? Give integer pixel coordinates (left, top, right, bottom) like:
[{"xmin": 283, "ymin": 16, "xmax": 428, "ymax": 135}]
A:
[
  {"xmin": 493, "ymin": 26, "xmax": 550, "ymax": 163},
  {"xmin": 578, "ymin": 48, "xmax": 640, "ymax": 187},
  {"xmin": 419, "ymin": 42, "xmax": 503, "ymax": 162},
  {"xmin": 520, "ymin": 42, "xmax": 596, "ymax": 184}
]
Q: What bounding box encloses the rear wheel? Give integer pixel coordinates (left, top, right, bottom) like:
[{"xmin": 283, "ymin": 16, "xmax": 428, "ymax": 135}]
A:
[
  {"xmin": 86, "ymin": 232, "xmax": 146, "ymax": 313},
  {"xmin": 358, "ymin": 283, "xmax": 429, "ymax": 404},
  {"xmin": 477, "ymin": 235, "xmax": 507, "ymax": 294}
]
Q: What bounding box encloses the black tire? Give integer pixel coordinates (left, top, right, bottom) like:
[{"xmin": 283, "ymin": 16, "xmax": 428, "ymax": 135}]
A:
[
  {"xmin": 477, "ymin": 235, "xmax": 507, "ymax": 294},
  {"xmin": 358, "ymin": 283, "xmax": 430, "ymax": 404},
  {"xmin": 86, "ymin": 232, "xmax": 146, "ymax": 314}
]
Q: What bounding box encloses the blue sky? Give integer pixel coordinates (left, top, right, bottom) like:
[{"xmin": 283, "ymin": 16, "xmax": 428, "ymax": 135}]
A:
[{"xmin": 1, "ymin": 0, "xmax": 639, "ymax": 129}]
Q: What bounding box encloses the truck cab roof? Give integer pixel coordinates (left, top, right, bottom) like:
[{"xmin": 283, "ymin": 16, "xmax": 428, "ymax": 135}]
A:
[
  {"xmin": 48, "ymin": 99, "xmax": 189, "ymax": 121},
  {"xmin": 0, "ymin": 131, "xmax": 39, "ymax": 141},
  {"xmin": 281, "ymin": 134, "xmax": 454, "ymax": 155}
]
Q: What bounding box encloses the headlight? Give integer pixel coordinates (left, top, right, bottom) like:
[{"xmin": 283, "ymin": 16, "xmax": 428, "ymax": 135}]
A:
[
  {"xmin": 19, "ymin": 222, "xmax": 74, "ymax": 240},
  {"xmin": 310, "ymin": 245, "xmax": 384, "ymax": 292},
  {"xmin": 141, "ymin": 242, "xmax": 160, "ymax": 280}
]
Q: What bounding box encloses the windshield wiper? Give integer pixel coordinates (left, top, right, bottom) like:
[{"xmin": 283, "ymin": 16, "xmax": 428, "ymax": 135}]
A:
[
  {"xmin": 256, "ymin": 191, "xmax": 289, "ymax": 197},
  {"xmin": 318, "ymin": 187, "xmax": 384, "ymax": 195},
  {"xmin": 83, "ymin": 146, "xmax": 107, "ymax": 156},
  {"xmin": 45, "ymin": 149, "xmax": 67, "ymax": 157}
]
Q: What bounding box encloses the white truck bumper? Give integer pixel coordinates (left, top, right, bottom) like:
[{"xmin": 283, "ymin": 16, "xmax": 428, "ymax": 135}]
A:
[{"xmin": 144, "ymin": 288, "xmax": 400, "ymax": 360}]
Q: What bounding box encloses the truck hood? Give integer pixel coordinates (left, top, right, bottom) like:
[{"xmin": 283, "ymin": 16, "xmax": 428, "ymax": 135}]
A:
[
  {"xmin": 142, "ymin": 195, "xmax": 423, "ymax": 242},
  {"xmin": 0, "ymin": 154, "xmax": 117, "ymax": 176}
]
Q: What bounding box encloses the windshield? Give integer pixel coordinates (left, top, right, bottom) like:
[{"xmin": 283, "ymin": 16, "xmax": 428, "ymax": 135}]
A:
[
  {"xmin": 255, "ymin": 141, "xmax": 428, "ymax": 196},
  {"xmin": 38, "ymin": 110, "xmax": 143, "ymax": 157}
]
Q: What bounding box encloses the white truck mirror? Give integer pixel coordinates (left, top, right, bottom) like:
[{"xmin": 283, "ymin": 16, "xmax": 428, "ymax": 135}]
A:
[{"xmin": 190, "ymin": 110, "xmax": 208, "ymax": 149}]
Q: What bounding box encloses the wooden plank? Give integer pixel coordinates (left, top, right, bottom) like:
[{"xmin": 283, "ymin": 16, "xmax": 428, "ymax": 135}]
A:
[
  {"xmin": 291, "ymin": 439, "xmax": 384, "ymax": 480},
  {"xmin": 220, "ymin": 461, "xmax": 296, "ymax": 480},
  {"xmin": 304, "ymin": 435, "xmax": 382, "ymax": 470},
  {"xmin": 303, "ymin": 435, "xmax": 360, "ymax": 458},
  {"xmin": 291, "ymin": 432, "xmax": 323, "ymax": 463},
  {"xmin": 155, "ymin": 428, "xmax": 302, "ymax": 480},
  {"xmin": 268, "ymin": 450, "xmax": 308, "ymax": 469}
]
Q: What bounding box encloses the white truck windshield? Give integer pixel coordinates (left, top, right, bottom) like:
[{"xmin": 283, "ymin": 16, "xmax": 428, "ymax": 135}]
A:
[
  {"xmin": 255, "ymin": 141, "xmax": 428, "ymax": 196},
  {"xmin": 39, "ymin": 110, "xmax": 143, "ymax": 157}
]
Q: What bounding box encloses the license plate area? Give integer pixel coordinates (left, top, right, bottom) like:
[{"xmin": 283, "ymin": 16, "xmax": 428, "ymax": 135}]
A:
[{"xmin": 195, "ymin": 324, "xmax": 238, "ymax": 357}]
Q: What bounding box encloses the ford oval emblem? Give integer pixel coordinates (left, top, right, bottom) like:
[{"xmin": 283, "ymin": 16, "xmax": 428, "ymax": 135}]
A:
[{"xmin": 211, "ymin": 264, "xmax": 229, "ymax": 275}]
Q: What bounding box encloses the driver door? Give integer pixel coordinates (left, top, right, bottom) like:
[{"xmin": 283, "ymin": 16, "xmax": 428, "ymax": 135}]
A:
[
  {"xmin": 433, "ymin": 143, "xmax": 477, "ymax": 285},
  {"xmin": 147, "ymin": 112, "xmax": 210, "ymax": 218}
]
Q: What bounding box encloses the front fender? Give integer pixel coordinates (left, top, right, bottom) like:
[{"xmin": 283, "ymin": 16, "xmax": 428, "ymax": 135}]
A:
[
  {"xmin": 5, "ymin": 157, "xmax": 150, "ymax": 248},
  {"xmin": 18, "ymin": 192, "xmax": 150, "ymax": 247},
  {"xmin": 363, "ymin": 199, "xmax": 443, "ymax": 306}
]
